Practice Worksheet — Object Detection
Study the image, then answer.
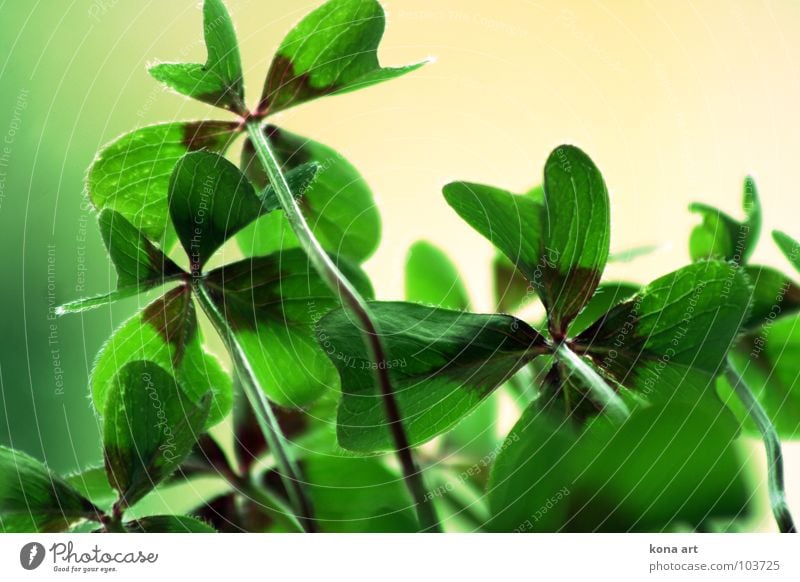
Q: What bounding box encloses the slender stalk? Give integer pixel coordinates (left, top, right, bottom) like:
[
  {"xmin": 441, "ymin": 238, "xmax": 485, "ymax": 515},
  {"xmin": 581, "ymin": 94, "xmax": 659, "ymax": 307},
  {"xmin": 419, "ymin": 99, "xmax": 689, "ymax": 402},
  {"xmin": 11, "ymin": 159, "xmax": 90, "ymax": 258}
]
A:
[
  {"xmin": 245, "ymin": 120, "xmax": 441, "ymax": 532},
  {"xmin": 232, "ymin": 475, "xmax": 304, "ymax": 533},
  {"xmin": 554, "ymin": 342, "xmax": 630, "ymax": 424},
  {"xmin": 193, "ymin": 281, "xmax": 317, "ymax": 533},
  {"xmin": 725, "ymin": 366, "xmax": 796, "ymax": 533}
]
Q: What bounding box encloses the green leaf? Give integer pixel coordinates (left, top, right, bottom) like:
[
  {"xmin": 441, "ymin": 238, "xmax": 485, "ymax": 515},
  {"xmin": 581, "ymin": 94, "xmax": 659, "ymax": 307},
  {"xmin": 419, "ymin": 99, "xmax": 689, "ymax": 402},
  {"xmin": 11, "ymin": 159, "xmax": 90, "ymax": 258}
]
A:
[
  {"xmin": 318, "ymin": 301, "xmax": 546, "ymax": 452},
  {"xmin": 441, "ymin": 393, "xmax": 500, "ymax": 460},
  {"xmin": 609, "ymin": 244, "xmax": 658, "ymax": 263},
  {"xmin": 719, "ymin": 315, "xmax": 800, "ymax": 439},
  {"xmin": 773, "ymin": 230, "xmax": 800, "ymax": 274},
  {"xmin": 485, "ymin": 407, "xmax": 575, "ymax": 532},
  {"xmin": 65, "ymin": 466, "xmax": 118, "ymax": 513},
  {"xmin": 742, "ymin": 265, "xmax": 800, "ymax": 331},
  {"xmin": 257, "ymin": 0, "xmax": 426, "ymax": 115},
  {"xmin": 58, "ymin": 210, "xmax": 186, "ymax": 314},
  {"xmin": 168, "ymin": 152, "xmax": 318, "ymax": 272},
  {"xmin": 404, "ymin": 240, "xmax": 469, "ymax": 310},
  {"xmin": 91, "ymin": 285, "xmax": 232, "ymax": 428},
  {"xmin": 689, "ymin": 176, "xmax": 761, "ymax": 265},
  {"xmin": 0, "ymin": 446, "xmax": 100, "ymax": 532},
  {"xmin": 575, "ymin": 261, "xmax": 751, "ymax": 403},
  {"xmin": 443, "ymin": 182, "xmax": 543, "ymax": 294},
  {"xmin": 238, "ymin": 125, "xmax": 380, "ymax": 263},
  {"xmin": 538, "ymin": 145, "xmax": 610, "ymax": 335},
  {"xmin": 149, "ymin": 0, "xmax": 245, "ymax": 114},
  {"xmin": 103, "ymin": 361, "xmax": 211, "ymax": 508},
  {"xmin": 488, "ymin": 401, "xmax": 750, "ymax": 532},
  {"xmin": 305, "ymin": 454, "xmax": 417, "ymax": 532},
  {"xmin": 204, "ymin": 249, "xmax": 373, "ymax": 407},
  {"xmin": 124, "ymin": 514, "xmax": 216, "ymax": 533},
  {"xmin": 569, "ymin": 282, "xmax": 640, "ymax": 337},
  {"xmin": 445, "ymin": 145, "xmax": 610, "ymax": 334},
  {"xmin": 88, "ymin": 121, "xmax": 239, "ymax": 241}
]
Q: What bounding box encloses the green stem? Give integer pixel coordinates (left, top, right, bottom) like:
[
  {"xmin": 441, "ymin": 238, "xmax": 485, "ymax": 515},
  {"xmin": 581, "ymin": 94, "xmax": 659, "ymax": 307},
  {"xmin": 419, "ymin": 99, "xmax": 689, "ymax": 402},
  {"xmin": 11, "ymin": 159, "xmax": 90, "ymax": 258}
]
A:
[
  {"xmin": 193, "ymin": 281, "xmax": 317, "ymax": 533},
  {"xmin": 724, "ymin": 365, "xmax": 796, "ymax": 533},
  {"xmin": 554, "ymin": 343, "xmax": 630, "ymax": 424},
  {"xmin": 245, "ymin": 120, "xmax": 441, "ymax": 533}
]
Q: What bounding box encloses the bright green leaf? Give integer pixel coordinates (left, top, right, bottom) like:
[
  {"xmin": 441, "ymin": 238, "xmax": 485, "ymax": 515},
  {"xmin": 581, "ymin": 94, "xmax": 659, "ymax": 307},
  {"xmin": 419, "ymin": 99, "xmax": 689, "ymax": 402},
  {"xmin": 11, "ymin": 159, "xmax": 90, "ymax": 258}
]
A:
[
  {"xmin": 575, "ymin": 261, "xmax": 751, "ymax": 403},
  {"xmin": 405, "ymin": 240, "xmax": 469, "ymax": 310},
  {"xmin": 257, "ymin": 0, "xmax": 426, "ymax": 115},
  {"xmin": 88, "ymin": 121, "xmax": 239, "ymax": 241},
  {"xmin": 443, "ymin": 182, "xmax": 543, "ymax": 292},
  {"xmin": 318, "ymin": 301, "xmax": 546, "ymax": 452},
  {"xmin": 487, "ymin": 401, "xmax": 750, "ymax": 531},
  {"xmin": 689, "ymin": 176, "xmax": 761, "ymax": 265},
  {"xmin": 238, "ymin": 125, "xmax": 380, "ymax": 262},
  {"xmin": 305, "ymin": 454, "xmax": 417, "ymax": 532},
  {"xmin": 719, "ymin": 315, "xmax": 800, "ymax": 439},
  {"xmin": 91, "ymin": 285, "xmax": 232, "ymax": 428},
  {"xmin": 0, "ymin": 446, "xmax": 100, "ymax": 532},
  {"xmin": 204, "ymin": 249, "xmax": 373, "ymax": 408},
  {"xmin": 103, "ymin": 361, "xmax": 211, "ymax": 509},
  {"xmin": 149, "ymin": 0, "xmax": 245, "ymax": 114},
  {"xmin": 569, "ymin": 282, "xmax": 640, "ymax": 337},
  {"xmin": 773, "ymin": 230, "xmax": 800, "ymax": 274}
]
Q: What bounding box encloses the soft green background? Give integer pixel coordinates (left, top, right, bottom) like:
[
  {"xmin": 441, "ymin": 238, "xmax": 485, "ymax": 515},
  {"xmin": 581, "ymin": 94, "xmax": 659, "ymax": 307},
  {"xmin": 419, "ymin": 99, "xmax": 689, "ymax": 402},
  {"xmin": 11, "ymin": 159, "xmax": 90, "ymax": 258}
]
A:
[{"xmin": 2, "ymin": 0, "xmax": 800, "ymax": 530}]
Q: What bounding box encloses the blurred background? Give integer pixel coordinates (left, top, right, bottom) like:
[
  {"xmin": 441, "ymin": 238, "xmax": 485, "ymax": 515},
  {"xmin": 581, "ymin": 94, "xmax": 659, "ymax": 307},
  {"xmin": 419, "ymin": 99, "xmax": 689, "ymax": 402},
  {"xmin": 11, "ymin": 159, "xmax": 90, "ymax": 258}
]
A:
[{"xmin": 1, "ymin": 0, "xmax": 799, "ymax": 530}]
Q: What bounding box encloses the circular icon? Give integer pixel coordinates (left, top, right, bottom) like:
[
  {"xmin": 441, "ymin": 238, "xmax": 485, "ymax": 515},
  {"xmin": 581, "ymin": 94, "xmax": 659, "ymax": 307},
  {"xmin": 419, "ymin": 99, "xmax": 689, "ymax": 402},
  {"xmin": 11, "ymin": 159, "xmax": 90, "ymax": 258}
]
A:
[{"xmin": 20, "ymin": 542, "xmax": 46, "ymax": 570}]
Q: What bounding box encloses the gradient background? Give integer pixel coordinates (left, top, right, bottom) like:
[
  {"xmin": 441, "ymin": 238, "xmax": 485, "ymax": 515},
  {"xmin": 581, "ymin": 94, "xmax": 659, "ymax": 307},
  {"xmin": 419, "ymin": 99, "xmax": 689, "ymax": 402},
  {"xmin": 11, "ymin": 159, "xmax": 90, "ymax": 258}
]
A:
[{"xmin": 1, "ymin": 0, "xmax": 799, "ymax": 530}]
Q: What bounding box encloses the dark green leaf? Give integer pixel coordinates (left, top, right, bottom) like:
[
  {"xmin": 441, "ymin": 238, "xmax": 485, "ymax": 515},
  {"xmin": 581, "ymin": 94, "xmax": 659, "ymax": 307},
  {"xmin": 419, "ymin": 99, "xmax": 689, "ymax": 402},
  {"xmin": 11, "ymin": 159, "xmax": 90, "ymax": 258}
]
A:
[
  {"xmin": 103, "ymin": 361, "xmax": 211, "ymax": 508},
  {"xmin": 575, "ymin": 261, "xmax": 751, "ymax": 403},
  {"xmin": 718, "ymin": 315, "xmax": 800, "ymax": 439},
  {"xmin": 318, "ymin": 301, "xmax": 546, "ymax": 452},
  {"xmin": 538, "ymin": 145, "xmax": 610, "ymax": 335},
  {"xmin": 88, "ymin": 121, "xmax": 239, "ymax": 241},
  {"xmin": 773, "ymin": 230, "xmax": 800, "ymax": 274},
  {"xmin": 149, "ymin": 0, "xmax": 245, "ymax": 114},
  {"xmin": 205, "ymin": 249, "xmax": 373, "ymax": 407},
  {"xmin": 257, "ymin": 0, "xmax": 426, "ymax": 115},
  {"xmin": 742, "ymin": 265, "xmax": 800, "ymax": 331},
  {"xmin": 238, "ymin": 125, "xmax": 380, "ymax": 262},
  {"xmin": 99, "ymin": 209, "xmax": 183, "ymax": 286},
  {"xmin": 305, "ymin": 454, "xmax": 417, "ymax": 532},
  {"xmin": 405, "ymin": 240, "xmax": 469, "ymax": 310},
  {"xmin": 91, "ymin": 285, "xmax": 232, "ymax": 428},
  {"xmin": 0, "ymin": 446, "xmax": 100, "ymax": 532},
  {"xmin": 124, "ymin": 514, "xmax": 216, "ymax": 533},
  {"xmin": 689, "ymin": 176, "xmax": 761, "ymax": 265},
  {"xmin": 488, "ymin": 401, "xmax": 750, "ymax": 532},
  {"xmin": 58, "ymin": 210, "xmax": 185, "ymax": 314},
  {"xmin": 168, "ymin": 151, "xmax": 306, "ymax": 272}
]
